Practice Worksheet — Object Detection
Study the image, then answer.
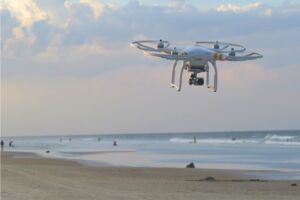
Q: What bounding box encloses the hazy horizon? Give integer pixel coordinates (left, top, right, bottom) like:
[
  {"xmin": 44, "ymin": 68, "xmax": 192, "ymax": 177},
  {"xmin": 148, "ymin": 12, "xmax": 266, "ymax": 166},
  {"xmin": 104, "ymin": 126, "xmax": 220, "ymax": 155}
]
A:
[
  {"xmin": 2, "ymin": 129, "xmax": 300, "ymax": 138},
  {"xmin": 2, "ymin": 0, "xmax": 300, "ymax": 136}
]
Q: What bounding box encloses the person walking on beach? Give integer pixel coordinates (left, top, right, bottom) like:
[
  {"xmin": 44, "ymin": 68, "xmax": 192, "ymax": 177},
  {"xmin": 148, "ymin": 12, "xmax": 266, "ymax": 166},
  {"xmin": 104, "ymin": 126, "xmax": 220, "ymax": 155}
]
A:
[
  {"xmin": 113, "ymin": 141, "xmax": 117, "ymax": 146},
  {"xmin": 1, "ymin": 140, "xmax": 4, "ymax": 151},
  {"xmin": 193, "ymin": 136, "xmax": 197, "ymax": 144},
  {"xmin": 9, "ymin": 141, "xmax": 13, "ymax": 147}
]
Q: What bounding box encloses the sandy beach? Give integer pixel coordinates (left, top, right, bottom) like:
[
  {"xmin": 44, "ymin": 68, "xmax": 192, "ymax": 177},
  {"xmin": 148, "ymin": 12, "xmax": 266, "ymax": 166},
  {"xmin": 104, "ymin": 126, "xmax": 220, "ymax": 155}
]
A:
[{"xmin": 1, "ymin": 152, "xmax": 300, "ymax": 200}]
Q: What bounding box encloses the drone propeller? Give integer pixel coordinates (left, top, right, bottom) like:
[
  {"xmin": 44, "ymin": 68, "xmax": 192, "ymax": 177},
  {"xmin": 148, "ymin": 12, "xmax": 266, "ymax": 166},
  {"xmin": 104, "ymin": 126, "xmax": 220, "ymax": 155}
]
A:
[
  {"xmin": 131, "ymin": 40, "xmax": 188, "ymax": 60},
  {"xmin": 196, "ymin": 41, "xmax": 246, "ymax": 53},
  {"xmin": 131, "ymin": 40, "xmax": 171, "ymax": 52},
  {"xmin": 224, "ymin": 52, "xmax": 263, "ymax": 61}
]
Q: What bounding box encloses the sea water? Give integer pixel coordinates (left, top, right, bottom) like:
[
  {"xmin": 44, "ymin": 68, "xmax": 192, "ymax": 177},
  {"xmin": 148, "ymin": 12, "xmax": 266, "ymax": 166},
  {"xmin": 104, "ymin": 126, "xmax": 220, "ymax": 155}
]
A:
[{"xmin": 2, "ymin": 130, "xmax": 300, "ymax": 180}]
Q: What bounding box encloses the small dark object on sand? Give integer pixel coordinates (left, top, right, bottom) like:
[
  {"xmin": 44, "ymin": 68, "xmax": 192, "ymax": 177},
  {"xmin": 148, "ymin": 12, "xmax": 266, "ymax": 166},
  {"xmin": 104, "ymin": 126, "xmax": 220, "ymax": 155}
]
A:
[
  {"xmin": 291, "ymin": 183, "xmax": 297, "ymax": 187},
  {"xmin": 1, "ymin": 140, "xmax": 4, "ymax": 151},
  {"xmin": 203, "ymin": 176, "xmax": 216, "ymax": 181},
  {"xmin": 250, "ymin": 179, "xmax": 261, "ymax": 182},
  {"xmin": 45, "ymin": 150, "xmax": 50, "ymax": 153},
  {"xmin": 186, "ymin": 162, "xmax": 195, "ymax": 168}
]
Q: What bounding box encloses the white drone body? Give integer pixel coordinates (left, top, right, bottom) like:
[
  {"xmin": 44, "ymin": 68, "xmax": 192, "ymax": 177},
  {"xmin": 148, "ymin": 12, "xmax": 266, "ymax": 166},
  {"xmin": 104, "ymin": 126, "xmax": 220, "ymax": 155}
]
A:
[{"xmin": 131, "ymin": 40, "xmax": 263, "ymax": 92}]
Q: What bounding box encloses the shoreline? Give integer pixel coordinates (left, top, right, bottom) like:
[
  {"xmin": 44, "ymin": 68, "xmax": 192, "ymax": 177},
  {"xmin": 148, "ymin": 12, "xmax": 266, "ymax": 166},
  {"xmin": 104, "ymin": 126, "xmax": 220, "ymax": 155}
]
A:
[
  {"xmin": 3, "ymin": 150, "xmax": 300, "ymax": 180},
  {"xmin": 2, "ymin": 151, "xmax": 300, "ymax": 200},
  {"xmin": 2, "ymin": 131, "xmax": 300, "ymax": 177},
  {"xmin": 4, "ymin": 150, "xmax": 300, "ymax": 181}
]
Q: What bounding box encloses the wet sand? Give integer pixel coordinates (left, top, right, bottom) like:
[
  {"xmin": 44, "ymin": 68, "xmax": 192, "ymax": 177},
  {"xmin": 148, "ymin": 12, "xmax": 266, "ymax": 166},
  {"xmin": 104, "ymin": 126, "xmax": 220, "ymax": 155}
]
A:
[{"xmin": 1, "ymin": 152, "xmax": 300, "ymax": 200}]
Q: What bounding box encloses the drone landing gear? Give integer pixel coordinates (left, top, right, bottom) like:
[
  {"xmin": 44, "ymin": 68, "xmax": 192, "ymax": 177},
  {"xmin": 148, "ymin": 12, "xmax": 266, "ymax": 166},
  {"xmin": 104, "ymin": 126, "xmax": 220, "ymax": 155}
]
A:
[
  {"xmin": 170, "ymin": 60, "xmax": 185, "ymax": 91},
  {"xmin": 170, "ymin": 61, "xmax": 218, "ymax": 92},
  {"xmin": 207, "ymin": 61, "xmax": 218, "ymax": 92}
]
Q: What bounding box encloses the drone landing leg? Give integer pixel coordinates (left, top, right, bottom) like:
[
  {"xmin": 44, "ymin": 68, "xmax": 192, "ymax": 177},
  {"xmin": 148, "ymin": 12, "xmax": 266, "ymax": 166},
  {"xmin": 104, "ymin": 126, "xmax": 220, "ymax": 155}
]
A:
[
  {"xmin": 170, "ymin": 60, "xmax": 178, "ymax": 88},
  {"xmin": 177, "ymin": 63, "xmax": 185, "ymax": 92},
  {"xmin": 211, "ymin": 61, "xmax": 218, "ymax": 92},
  {"xmin": 170, "ymin": 61, "xmax": 185, "ymax": 92},
  {"xmin": 206, "ymin": 63, "xmax": 210, "ymax": 88}
]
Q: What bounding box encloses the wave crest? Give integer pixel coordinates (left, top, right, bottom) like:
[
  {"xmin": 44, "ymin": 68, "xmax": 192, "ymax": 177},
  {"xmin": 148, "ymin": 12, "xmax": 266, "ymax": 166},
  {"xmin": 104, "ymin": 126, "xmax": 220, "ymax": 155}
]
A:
[{"xmin": 169, "ymin": 134, "xmax": 300, "ymax": 145}]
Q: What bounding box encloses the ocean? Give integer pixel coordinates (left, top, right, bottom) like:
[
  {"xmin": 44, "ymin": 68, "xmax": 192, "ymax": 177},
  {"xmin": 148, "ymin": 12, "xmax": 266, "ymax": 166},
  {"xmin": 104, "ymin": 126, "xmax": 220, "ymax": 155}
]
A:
[{"xmin": 2, "ymin": 130, "xmax": 300, "ymax": 180}]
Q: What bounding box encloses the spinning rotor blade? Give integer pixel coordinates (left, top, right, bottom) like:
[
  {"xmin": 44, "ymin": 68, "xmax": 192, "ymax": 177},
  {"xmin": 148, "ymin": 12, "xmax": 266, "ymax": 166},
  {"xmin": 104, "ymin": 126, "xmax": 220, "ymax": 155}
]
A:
[
  {"xmin": 219, "ymin": 45, "xmax": 230, "ymax": 51},
  {"xmin": 224, "ymin": 52, "xmax": 263, "ymax": 61},
  {"xmin": 196, "ymin": 41, "xmax": 246, "ymax": 53},
  {"xmin": 131, "ymin": 40, "xmax": 171, "ymax": 52}
]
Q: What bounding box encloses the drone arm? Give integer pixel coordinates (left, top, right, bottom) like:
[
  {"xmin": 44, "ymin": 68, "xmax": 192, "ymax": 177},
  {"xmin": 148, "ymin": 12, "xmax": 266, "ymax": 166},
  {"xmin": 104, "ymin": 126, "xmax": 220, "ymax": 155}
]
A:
[{"xmin": 145, "ymin": 52, "xmax": 186, "ymax": 60}]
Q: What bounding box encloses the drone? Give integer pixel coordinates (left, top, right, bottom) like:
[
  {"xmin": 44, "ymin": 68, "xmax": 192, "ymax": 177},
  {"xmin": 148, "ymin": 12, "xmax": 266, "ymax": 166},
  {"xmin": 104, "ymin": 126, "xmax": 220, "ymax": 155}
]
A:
[{"xmin": 131, "ymin": 40, "xmax": 263, "ymax": 92}]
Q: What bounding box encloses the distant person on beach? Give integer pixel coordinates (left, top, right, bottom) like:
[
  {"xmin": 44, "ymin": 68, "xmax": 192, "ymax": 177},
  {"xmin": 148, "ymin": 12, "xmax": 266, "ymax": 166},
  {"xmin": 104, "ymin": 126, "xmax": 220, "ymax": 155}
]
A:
[
  {"xmin": 60, "ymin": 137, "xmax": 63, "ymax": 143},
  {"xmin": 9, "ymin": 141, "xmax": 13, "ymax": 147},
  {"xmin": 193, "ymin": 136, "xmax": 197, "ymax": 144},
  {"xmin": 1, "ymin": 140, "xmax": 4, "ymax": 151},
  {"xmin": 98, "ymin": 137, "xmax": 101, "ymax": 142},
  {"xmin": 113, "ymin": 141, "xmax": 117, "ymax": 146}
]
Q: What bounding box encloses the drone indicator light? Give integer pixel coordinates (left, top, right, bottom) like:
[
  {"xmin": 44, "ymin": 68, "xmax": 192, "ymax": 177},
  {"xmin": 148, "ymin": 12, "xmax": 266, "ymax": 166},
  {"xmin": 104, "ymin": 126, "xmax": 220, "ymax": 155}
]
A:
[
  {"xmin": 219, "ymin": 54, "xmax": 224, "ymax": 60},
  {"xmin": 213, "ymin": 53, "xmax": 224, "ymax": 61}
]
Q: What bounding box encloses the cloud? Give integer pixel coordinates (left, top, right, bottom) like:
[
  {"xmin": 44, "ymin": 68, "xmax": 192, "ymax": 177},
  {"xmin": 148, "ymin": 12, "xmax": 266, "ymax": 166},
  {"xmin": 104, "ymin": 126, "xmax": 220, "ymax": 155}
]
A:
[
  {"xmin": 2, "ymin": 1, "xmax": 300, "ymax": 75},
  {"xmin": 1, "ymin": 8, "xmax": 19, "ymax": 46},
  {"xmin": 217, "ymin": 2, "xmax": 262, "ymax": 13},
  {"xmin": 79, "ymin": 0, "xmax": 105, "ymax": 19},
  {"xmin": 2, "ymin": 0, "xmax": 47, "ymax": 28},
  {"xmin": 34, "ymin": 0, "xmax": 68, "ymax": 26},
  {"xmin": 278, "ymin": 1, "xmax": 300, "ymax": 14},
  {"xmin": 3, "ymin": 0, "xmax": 47, "ymax": 39}
]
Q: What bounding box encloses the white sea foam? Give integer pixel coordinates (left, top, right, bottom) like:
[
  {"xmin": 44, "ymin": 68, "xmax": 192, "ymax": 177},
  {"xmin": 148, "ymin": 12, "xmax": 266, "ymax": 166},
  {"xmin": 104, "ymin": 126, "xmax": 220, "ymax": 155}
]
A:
[
  {"xmin": 264, "ymin": 140, "xmax": 300, "ymax": 145},
  {"xmin": 169, "ymin": 138, "xmax": 258, "ymax": 144},
  {"xmin": 170, "ymin": 135, "xmax": 300, "ymax": 145},
  {"xmin": 263, "ymin": 134, "xmax": 300, "ymax": 145},
  {"xmin": 264, "ymin": 134, "xmax": 295, "ymax": 140},
  {"xmin": 198, "ymin": 139, "xmax": 258, "ymax": 144},
  {"xmin": 82, "ymin": 138, "xmax": 96, "ymax": 141},
  {"xmin": 169, "ymin": 138, "xmax": 193, "ymax": 143}
]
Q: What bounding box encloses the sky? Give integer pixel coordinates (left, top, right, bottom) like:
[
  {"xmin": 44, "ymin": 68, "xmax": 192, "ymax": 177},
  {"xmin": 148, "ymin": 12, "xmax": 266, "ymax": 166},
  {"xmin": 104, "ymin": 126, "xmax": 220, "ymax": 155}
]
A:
[{"xmin": 1, "ymin": 0, "xmax": 300, "ymax": 136}]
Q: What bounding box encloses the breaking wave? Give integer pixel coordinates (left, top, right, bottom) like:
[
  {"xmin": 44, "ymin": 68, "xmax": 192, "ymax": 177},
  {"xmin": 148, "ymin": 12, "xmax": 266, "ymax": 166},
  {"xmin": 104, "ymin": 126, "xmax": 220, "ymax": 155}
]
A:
[
  {"xmin": 169, "ymin": 138, "xmax": 258, "ymax": 144},
  {"xmin": 263, "ymin": 134, "xmax": 300, "ymax": 145},
  {"xmin": 169, "ymin": 138, "xmax": 193, "ymax": 144},
  {"xmin": 264, "ymin": 134, "xmax": 295, "ymax": 140},
  {"xmin": 170, "ymin": 134, "xmax": 300, "ymax": 145}
]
